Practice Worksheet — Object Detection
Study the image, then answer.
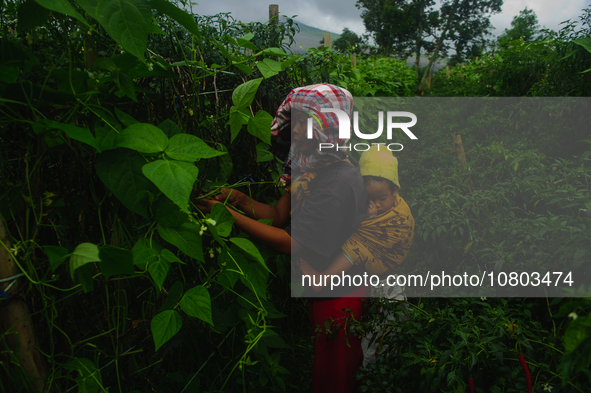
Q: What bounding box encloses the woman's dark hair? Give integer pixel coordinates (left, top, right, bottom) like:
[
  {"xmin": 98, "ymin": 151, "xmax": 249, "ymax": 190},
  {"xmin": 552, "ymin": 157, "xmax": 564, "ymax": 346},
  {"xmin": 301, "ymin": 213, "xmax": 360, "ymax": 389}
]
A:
[{"xmin": 363, "ymin": 175, "xmax": 398, "ymax": 192}]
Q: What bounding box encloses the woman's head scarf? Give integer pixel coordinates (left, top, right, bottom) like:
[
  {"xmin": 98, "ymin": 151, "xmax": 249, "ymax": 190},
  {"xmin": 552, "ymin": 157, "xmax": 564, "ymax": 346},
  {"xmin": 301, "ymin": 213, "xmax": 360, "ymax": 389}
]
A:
[{"xmin": 271, "ymin": 84, "xmax": 353, "ymax": 187}]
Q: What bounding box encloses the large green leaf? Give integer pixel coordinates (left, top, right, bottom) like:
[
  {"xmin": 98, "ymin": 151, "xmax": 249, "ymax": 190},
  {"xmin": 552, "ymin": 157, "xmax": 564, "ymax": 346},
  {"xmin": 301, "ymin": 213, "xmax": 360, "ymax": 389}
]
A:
[
  {"xmin": 256, "ymin": 142, "xmax": 274, "ymax": 162},
  {"xmin": 232, "ymin": 78, "xmax": 263, "ymax": 108},
  {"xmin": 157, "ymin": 222, "xmax": 204, "ymax": 261},
  {"xmin": 149, "ymin": 0, "xmax": 202, "ymax": 43},
  {"xmin": 142, "ymin": 160, "xmax": 198, "ymax": 212},
  {"xmin": 35, "ymin": 119, "xmax": 100, "ymax": 151},
  {"xmin": 91, "ymin": 57, "xmax": 118, "ymax": 73},
  {"xmin": 232, "ymin": 61, "xmax": 254, "ymax": 74},
  {"xmin": 573, "ymin": 38, "xmax": 591, "ymax": 54},
  {"xmin": 76, "ymin": 0, "xmax": 151, "ymax": 60},
  {"xmin": 158, "ymin": 119, "xmax": 182, "ymax": 138},
  {"xmin": 0, "ymin": 66, "xmax": 19, "ymax": 84},
  {"xmin": 69, "ymin": 243, "xmax": 100, "ymax": 292},
  {"xmin": 229, "ymin": 107, "xmax": 243, "ymax": 142},
  {"xmin": 115, "ymin": 108, "xmax": 138, "ymax": 126},
  {"xmin": 198, "ymin": 145, "xmax": 233, "ymax": 188},
  {"xmin": 165, "ymin": 134, "xmax": 227, "ymax": 162},
  {"xmin": 151, "ymin": 310, "xmax": 182, "ymax": 351},
  {"xmin": 211, "ymin": 203, "xmax": 235, "ymax": 237},
  {"xmin": 180, "ymin": 285, "xmax": 213, "ymax": 325},
  {"xmin": 95, "ymin": 126, "xmax": 118, "ymax": 151},
  {"xmin": 257, "ymin": 47, "xmax": 287, "ymax": 57},
  {"xmin": 229, "ymin": 106, "xmax": 250, "ymax": 142},
  {"xmin": 99, "ymin": 246, "xmax": 134, "ymax": 277},
  {"xmin": 69, "ymin": 243, "xmax": 100, "ymax": 280},
  {"xmin": 148, "ymin": 256, "xmax": 169, "ymax": 291},
  {"xmin": 230, "ymin": 238, "xmax": 271, "ymax": 273},
  {"xmin": 95, "ymin": 149, "xmax": 158, "ymax": 217},
  {"xmin": 133, "ymin": 248, "xmax": 158, "ymax": 270},
  {"xmin": 45, "ymin": 246, "xmax": 69, "ymax": 272},
  {"xmin": 237, "ymin": 33, "xmax": 258, "ymax": 51},
  {"xmin": 247, "ymin": 111, "xmax": 273, "ymax": 144},
  {"xmin": 153, "ymin": 195, "xmax": 188, "ymax": 227},
  {"xmin": 239, "ymin": 260, "xmax": 269, "ymax": 300},
  {"xmin": 115, "ymin": 71, "xmax": 137, "ymax": 101},
  {"xmin": 131, "ymin": 237, "xmax": 162, "ymax": 269},
  {"xmin": 161, "ymin": 249, "xmax": 184, "ymax": 264},
  {"xmin": 115, "ymin": 123, "xmax": 168, "ymax": 153},
  {"xmin": 256, "ymin": 58, "xmax": 281, "ymax": 79},
  {"xmin": 34, "ymin": 0, "xmax": 91, "ymax": 29},
  {"xmin": 280, "ymin": 55, "xmax": 300, "ymax": 70}
]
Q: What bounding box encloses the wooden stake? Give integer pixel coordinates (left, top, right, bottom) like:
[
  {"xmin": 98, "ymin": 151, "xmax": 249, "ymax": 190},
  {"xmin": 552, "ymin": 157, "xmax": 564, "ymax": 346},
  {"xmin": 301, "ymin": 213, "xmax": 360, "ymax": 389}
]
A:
[
  {"xmin": 1, "ymin": 214, "xmax": 48, "ymax": 391},
  {"xmin": 2, "ymin": 300, "xmax": 48, "ymax": 392},
  {"xmin": 269, "ymin": 4, "xmax": 279, "ymax": 48},
  {"xmin": 0, "ymin": 214, "xmax": 20, "ymax": 297},
  {"xmin": 350, "ymin": 55, "xmax": 357, "ymax": 68},
  {"xmin": 453, "ymin": 134, "xmax": 467, "ymax": 164},
  {"xmin": 269, "ymin": 4, "xmax": 279, "ymax": 25},
  {"xmin": 323, "ymin": 32, "xmax": 332, "ymax": 48}
]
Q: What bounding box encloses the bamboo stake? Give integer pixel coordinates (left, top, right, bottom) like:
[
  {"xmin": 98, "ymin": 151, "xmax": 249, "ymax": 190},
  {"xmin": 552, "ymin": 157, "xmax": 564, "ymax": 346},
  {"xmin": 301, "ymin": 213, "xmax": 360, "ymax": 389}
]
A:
[
  {"xmin": 453, "ymin": 134, "xmax": 467, "ymax": 164},
  {"xmin": 269, "ymin": 4, "xmax": 279, "ymax": 24},
  {"xmin": 323, "ymin": 32, "xmax": 332, "ymax": 48},
  {"xmin": 269, "ymin": 5, "xmax": 280, "ymax": 51}
]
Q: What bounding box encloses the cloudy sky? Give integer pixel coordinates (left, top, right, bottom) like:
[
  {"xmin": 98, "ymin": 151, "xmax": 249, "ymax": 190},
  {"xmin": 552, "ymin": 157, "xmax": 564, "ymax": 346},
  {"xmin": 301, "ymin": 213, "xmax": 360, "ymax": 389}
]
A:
[{"xmin": 188, "ymin": 0, "xmax": 589, "ymax": 38}]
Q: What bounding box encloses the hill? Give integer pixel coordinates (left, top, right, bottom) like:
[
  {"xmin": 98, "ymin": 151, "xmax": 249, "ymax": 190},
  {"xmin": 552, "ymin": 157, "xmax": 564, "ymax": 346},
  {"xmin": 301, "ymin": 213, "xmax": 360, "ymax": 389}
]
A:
[{"xmin": 287, "ymin": 20, "xmax": 341, "ymax": 54}]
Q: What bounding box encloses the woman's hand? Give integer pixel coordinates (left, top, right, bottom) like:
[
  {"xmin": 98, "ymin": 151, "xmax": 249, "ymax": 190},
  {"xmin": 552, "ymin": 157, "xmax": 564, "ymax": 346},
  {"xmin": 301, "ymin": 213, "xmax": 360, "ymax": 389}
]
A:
[
  {"xmin": 213, "ymin": 188, "xmax": 246, "ymax": 207},
  {"xmin": 195, "ymin": 196, "xmax": 220, "ymax": 214}
]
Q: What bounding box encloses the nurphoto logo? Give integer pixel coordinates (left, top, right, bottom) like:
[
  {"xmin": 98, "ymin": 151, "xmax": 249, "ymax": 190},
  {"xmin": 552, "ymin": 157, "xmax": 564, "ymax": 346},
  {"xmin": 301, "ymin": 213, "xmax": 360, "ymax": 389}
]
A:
[{"xmin": 306, "ymin": 108, "xmax": 418, "ymax": 152}]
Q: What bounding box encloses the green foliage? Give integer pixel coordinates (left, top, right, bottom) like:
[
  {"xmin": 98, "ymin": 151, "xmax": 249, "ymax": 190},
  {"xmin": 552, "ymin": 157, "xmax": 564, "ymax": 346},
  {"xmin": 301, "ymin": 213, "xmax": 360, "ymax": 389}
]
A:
[
  {"xmin": 180, "ymin": 285, "xmax": 213, "ymax": 325},
  {"xmin": 358, "ymin": 298, "xmax": 582, "ymax": 392},
  {"xmin": 77, "ymin": 0, "xmax": 153, "ymax": 60},
  {"xmin": 152, "ymin": 309, "xmax": 183, "ymax": 351},
  {"xmin": 559, "ymin": 295, "xmax": 591, "ymax": 383},
  {"xmin": 292, "ymin": 48, "xmax": 417, "ymax": 96},
  {"xmin": 354, "ymin": 96, "xmax": 591, "ymax": 390},
  {"xmin": 430, "ymin": 9, "xmax": 591, "ymax": 97},
  {"xmin": 353, "ymin": 57, "xmax": 418, "ymax": 96},
  {"xmin": 497, "ymin": 7, "xmax": 541, "ymax": 48},
  {"xmin": 332, "ymin": 27, "xmax": 368, "ymax": 56},
  {"xmin": 357, "ymin": 0, "xmax": 500, "ymax": 64},
  {"xmin": 0, "ymin": 1, "xmax": 306, "ymax": 391},
  {"xmin": 356, "ymin": 0, "xmax": 437, "ymax": 58}
]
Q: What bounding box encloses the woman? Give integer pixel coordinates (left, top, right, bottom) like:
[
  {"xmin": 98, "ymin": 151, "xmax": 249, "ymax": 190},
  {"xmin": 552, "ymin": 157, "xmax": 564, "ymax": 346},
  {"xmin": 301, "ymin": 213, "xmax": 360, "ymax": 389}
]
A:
[{"xmin": 197, "ymin": 84, "xmax": 368, "ymax": 392}]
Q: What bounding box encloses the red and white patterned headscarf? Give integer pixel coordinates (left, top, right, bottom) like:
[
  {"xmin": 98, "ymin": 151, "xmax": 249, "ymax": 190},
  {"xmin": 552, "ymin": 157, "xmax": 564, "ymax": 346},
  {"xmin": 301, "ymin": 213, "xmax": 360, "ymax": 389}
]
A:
[{"xmin": 271, "ymin": 84, "xmax": 353, "ymax": 187}]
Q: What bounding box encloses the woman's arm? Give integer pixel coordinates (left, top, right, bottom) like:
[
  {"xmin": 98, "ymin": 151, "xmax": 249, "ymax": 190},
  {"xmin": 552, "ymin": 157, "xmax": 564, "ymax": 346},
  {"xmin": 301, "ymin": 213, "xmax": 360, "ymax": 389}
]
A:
[
  {"xmin": 213, "ymin": 189, "xmax": 291, "ymax": 228},
  {"xmin": 195, "ymin": 194, "xmax": 299, "ymax": 255}
]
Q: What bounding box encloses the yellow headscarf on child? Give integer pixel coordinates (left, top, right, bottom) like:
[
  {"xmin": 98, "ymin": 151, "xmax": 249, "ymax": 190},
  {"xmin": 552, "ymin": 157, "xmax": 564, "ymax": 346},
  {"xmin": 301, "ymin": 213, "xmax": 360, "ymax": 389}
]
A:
[{"xmin": 359, "ymin": 145, "xmax": 400, "ymax": 189}]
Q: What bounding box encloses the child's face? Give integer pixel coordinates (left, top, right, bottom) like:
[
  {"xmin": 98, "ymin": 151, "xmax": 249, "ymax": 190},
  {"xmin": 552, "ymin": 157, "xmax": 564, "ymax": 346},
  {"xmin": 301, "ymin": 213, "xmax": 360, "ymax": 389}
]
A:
[{"xmin": 366, "ymin": 179, "xmax": 398, "ymax": 216}]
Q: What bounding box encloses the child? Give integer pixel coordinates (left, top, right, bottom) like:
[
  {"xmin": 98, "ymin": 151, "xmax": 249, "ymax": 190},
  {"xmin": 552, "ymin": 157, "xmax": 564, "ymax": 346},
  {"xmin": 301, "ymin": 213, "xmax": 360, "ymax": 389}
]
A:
[{"xmin": 299, "ymin": 145, "xmax": 415, "ymax": 291}]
